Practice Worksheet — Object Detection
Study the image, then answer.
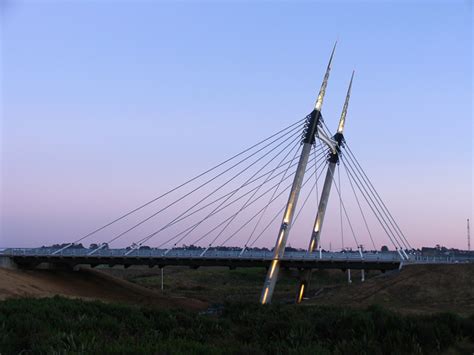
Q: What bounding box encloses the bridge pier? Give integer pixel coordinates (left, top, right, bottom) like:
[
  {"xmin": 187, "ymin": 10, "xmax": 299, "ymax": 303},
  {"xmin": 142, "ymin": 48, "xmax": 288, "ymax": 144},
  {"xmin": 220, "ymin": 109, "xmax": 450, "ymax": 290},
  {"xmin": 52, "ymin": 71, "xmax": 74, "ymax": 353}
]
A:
[
  {"xmin": 161, "ymin": 267, "xmax": 164, "ymax": 293},
  {"xmin": 361, "ymin": 269, "xmax": 365, "ymax": 282},
  {"xmin": 347, "ymin": 269, "xmax": 352, "ymax": 284}
]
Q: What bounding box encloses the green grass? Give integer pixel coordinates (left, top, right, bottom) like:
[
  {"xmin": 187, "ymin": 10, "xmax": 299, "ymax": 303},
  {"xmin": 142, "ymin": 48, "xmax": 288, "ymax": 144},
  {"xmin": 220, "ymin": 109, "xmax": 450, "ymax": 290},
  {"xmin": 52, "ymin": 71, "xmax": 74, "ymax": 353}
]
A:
[{"xmin": 1, "ymin": 296, "xmax": 473, "ymax": 354}]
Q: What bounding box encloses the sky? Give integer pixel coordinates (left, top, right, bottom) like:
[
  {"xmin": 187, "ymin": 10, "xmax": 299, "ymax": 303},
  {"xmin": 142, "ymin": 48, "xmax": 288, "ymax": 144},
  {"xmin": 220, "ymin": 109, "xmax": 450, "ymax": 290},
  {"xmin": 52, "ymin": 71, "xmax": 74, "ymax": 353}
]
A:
[{"xmin": 1, "ymin": 0, "xmax": 472, "ymax": 250}]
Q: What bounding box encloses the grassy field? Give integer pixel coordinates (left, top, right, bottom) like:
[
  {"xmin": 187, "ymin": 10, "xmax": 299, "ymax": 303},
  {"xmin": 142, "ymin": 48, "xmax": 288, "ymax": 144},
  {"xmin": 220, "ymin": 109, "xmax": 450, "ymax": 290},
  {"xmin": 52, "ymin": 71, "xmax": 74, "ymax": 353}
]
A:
[
  {"xmin": 1, "ymin": 264, "xmax": 473, "ymax": 353},
  {"xmin": 306, "ymin": 264, "xmax": 474, "ymax": 315},
  {"xmin": 103, "ymin": 266, "xmax": 353, "ymax": 304},
  {"xmin": 1, "ymin": 296, "xmax": 473, "ymax": 354},
  {"xmin": 103, "ymin": 264, "xmax": 474, "ymax": 315}
]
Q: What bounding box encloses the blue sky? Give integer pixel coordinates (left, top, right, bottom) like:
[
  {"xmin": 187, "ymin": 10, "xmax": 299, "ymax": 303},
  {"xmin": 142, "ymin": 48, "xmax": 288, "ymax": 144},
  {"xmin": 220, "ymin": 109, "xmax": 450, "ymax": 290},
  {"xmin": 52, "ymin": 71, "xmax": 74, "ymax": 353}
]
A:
[{"xmin": 1, "ymin": 1, "xmax": 472, "ymax": 249}]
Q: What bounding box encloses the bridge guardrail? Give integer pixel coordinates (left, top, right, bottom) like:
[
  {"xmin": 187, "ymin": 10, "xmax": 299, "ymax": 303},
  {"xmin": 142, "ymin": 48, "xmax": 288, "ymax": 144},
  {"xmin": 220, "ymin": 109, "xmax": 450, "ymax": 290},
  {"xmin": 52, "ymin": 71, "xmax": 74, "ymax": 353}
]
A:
[
  {"xmin": 2, "ymin": 247, "xmax": 401, "ymax": 262},
  {"xmin": 3, "ymin": 247, "xmax": 471, "ymax": 263}
]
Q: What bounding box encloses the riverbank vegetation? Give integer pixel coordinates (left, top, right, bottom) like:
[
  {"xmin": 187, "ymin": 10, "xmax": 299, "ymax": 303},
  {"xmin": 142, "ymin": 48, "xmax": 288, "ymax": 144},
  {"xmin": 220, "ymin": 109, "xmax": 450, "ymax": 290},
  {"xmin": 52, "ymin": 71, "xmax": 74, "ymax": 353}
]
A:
[{"xmin": 1, "ymin": 297, "xmax": 473, "ymax": 354}]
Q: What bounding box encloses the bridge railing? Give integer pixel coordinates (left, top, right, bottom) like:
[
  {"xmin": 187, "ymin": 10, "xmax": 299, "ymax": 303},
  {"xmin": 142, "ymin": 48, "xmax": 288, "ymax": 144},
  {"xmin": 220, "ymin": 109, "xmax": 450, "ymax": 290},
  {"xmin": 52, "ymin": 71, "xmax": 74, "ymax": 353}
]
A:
[
  {"xmin": 3, "ymin": 247, "xmax": 402, "ymax": 261},
  {"xmin": 4, "ymin": 247, "xmax": 471, "ymax": 263},
  {"xmin": 409, "ymin": 255, "xmax": 473, "ymax": 263}
]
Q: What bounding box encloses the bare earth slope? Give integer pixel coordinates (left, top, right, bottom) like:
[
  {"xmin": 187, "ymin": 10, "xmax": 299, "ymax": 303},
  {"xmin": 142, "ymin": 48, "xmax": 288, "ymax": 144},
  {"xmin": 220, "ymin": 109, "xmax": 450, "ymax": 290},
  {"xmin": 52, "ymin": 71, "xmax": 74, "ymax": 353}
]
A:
[
  {"xmin": 0, "ymin": 264, "xmax": 472, "ymax": 315},
  {"xmin": 0, "ymin": 267, "xmax": 207, "ymax": 310},
  {"xmin": 305, "ymin": 264, "xmax": 474, "ymax": 315}
]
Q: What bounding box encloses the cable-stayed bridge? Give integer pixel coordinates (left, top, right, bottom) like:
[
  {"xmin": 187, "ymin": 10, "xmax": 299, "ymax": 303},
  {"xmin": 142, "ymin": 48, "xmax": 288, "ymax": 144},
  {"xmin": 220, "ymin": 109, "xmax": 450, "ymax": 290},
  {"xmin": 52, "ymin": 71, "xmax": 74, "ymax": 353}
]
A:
[{"xmin": 2, "ymin": 43, "xmax": 455, "ymax": 304}]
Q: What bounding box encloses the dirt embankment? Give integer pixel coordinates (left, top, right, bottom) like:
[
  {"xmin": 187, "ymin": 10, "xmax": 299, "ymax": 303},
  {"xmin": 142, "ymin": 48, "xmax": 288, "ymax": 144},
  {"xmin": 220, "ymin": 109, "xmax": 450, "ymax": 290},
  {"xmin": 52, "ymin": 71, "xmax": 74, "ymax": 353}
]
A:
[
  {"xmin": 305, "ymin": 263, "xmax": 474, "ymax": 315},
  {"xmin": 0, "ymin": 267, "xmax": 207, "ymax": 311},
  {"xmin": 1, "ymin": 263, "xmax": 472, "ymax": 315}
]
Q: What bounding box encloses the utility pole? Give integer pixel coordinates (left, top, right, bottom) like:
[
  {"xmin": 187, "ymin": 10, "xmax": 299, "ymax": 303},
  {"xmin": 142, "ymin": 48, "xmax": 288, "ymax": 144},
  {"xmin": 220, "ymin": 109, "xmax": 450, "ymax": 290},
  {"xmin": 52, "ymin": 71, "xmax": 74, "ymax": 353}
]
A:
[
  {"xmin": 296, "ymin": 71, "xmax": 354, "ymax": 303},
  {"xmin": 260, "ymin": 43, "xmax": 336, "ymax": 305},
  {"xmin": 468, "ymin": 218, "xmax": 471, "ymax": 251}
]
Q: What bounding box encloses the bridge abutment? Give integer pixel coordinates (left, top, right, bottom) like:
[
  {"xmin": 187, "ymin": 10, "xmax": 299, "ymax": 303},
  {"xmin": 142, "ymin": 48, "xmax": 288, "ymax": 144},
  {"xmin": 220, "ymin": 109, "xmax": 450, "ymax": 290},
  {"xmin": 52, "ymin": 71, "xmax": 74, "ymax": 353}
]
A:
[
  {"xmin": 0, "ymin": 256, "xmax": 18, "ymax": 270},
  {"xmin": 35, "ymin": 262, "xmax": 76, "ymax": 271}
]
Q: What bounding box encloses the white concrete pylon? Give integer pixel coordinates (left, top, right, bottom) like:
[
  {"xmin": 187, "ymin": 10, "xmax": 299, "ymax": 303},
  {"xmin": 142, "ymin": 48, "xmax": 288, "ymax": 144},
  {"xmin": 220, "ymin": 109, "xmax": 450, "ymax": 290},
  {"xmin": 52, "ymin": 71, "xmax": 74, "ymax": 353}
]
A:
[
  {"xmin": 260, "ymin": 43, "xmax": 337, "ymax": 305},
  {"xmin": 296, "ymin": 71, "xmax": 355, "ymax": 303}
]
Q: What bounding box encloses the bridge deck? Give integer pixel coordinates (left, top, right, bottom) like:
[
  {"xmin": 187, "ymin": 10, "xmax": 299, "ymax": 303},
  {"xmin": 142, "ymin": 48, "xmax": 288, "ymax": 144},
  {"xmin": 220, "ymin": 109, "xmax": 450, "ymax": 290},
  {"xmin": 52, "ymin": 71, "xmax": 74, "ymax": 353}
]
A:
[{"xmin": 2, "ymin": 248, "xmax": 403, "ymax": 271}]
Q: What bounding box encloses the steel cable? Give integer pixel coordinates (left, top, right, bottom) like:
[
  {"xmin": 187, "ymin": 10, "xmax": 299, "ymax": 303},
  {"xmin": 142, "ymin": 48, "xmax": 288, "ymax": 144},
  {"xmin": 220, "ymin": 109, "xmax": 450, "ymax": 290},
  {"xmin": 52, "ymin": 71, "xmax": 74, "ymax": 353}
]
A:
[
  {"xmin": 344, "ymin": 143, "xmax": 412, "ymax": 249},
  {"xmin": 210, "ymin": 155, "xmax": 325, "ymax": 248},
  {"xmin": 341, "ymin": 156, "xmax": 404, "ymax": 251},
  {"xmin": 248, "ymin": 157, "xmax": 329, "ymax": 248},
  {"xmin": 330, "ymin": 168, "xmax": 360, "ymax": 251},
  {"xmin": 156, "ymin": 135, "xmax": 303, "ymax": 250},
  {"xmin": 343, "ymin": 162, "xmax": 377, "ymax": 251},
  {"xmin": 204, "ymin": 138, "xmax": 305, "ymax": 249},
  {"xmin": 154, "ymin": 157, "xmax": 318, "ymax": 249},
  {"xmin": 53, "ymin": 117, "xmax": 305, "ymax": 253},
  {"xmin": 96, "ymin": 126, "xmax": 303, "ymax": 251}
]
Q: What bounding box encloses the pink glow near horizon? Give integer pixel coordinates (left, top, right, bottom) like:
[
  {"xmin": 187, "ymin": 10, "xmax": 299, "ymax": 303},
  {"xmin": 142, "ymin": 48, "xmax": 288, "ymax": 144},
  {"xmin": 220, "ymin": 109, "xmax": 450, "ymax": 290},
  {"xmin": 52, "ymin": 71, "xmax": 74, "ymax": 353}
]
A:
[{"xmin": 1, "ymin": 2, "xmax": 472, "ymax": 250}]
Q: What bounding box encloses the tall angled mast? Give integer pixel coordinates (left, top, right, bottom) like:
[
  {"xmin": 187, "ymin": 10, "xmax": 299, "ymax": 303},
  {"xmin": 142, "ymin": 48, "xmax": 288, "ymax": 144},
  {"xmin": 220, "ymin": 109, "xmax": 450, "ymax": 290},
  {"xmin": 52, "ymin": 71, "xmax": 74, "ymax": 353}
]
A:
[
  {"xmin": 296, "ymin": 71, "xmax": 355, "ymax": 303},
  {"xmin": 310, "ymin": 70, "xmax": 353, "ymax": 252},
  {"xmin": 260, "ymin": 44, "xmax": 336, "ymax": 305},
  {"xmin": 337, "ymin": 70, "xmax": 354, "ymax": 134},
  {"xmin": 314, "ymin": 43, "xmax": 336, "ymax": 112}
]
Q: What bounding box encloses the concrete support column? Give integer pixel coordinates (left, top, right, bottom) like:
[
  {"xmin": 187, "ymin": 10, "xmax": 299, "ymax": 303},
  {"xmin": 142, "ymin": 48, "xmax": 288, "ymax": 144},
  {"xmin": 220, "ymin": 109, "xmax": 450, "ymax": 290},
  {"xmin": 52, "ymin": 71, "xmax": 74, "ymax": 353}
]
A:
[
  {"xmin": 361, "ymin": 269, "xmax": 365, "ymax": 282},
  {"xmin": 347, "ymin": 269, "xmax": 352, "ymax": 284},
  {"xmin": 161, "ymin": 267, "xmax": 164, "ymax": 293}
]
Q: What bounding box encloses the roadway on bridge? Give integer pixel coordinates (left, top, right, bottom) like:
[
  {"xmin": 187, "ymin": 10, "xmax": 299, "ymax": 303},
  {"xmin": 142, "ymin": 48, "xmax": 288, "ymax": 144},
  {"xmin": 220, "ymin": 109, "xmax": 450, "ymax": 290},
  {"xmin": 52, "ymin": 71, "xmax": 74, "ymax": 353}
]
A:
[{"xmin": 3, "ymin": 248, "xmax": 403, "ymax": 271}]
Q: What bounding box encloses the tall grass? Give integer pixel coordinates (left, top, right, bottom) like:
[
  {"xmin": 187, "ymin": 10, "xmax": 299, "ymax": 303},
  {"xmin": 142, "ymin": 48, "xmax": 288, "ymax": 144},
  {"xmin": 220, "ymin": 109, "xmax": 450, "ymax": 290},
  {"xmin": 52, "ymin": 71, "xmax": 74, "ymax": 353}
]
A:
[{"xmin": 0, "ymin": 297, "xmax": 472, "ymax": 354}]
